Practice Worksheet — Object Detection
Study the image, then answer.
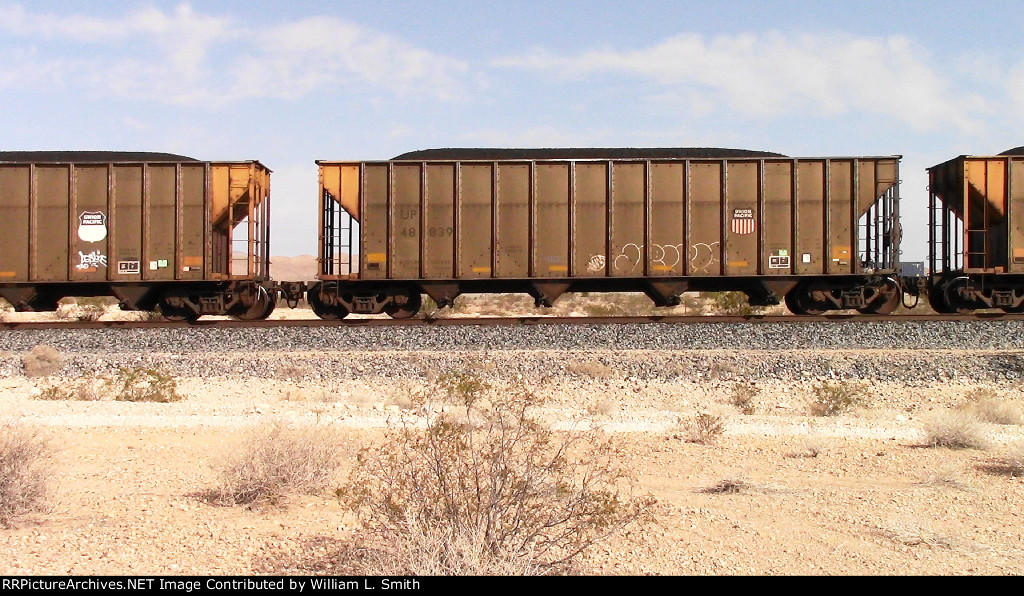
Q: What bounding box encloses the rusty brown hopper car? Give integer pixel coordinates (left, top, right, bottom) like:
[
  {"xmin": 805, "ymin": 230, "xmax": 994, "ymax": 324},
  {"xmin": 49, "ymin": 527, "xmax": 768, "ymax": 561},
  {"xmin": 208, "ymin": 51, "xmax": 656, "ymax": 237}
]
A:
[
  {"xmin": 0, "ymin": 152, "xmax": 274, "ymax": 320},
  {"xmin": 927, "ymin": 147, "xmax": 1024, "ymax": 313},
  {"xmin": 311, "ymin": 148, "xmax": 903, "ymax": 318}
]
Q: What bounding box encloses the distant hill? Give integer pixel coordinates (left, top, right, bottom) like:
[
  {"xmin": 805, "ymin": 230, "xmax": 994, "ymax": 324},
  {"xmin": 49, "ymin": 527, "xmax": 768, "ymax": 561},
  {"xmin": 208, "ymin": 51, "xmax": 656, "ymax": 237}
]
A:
[{"xmin": 269, "ymin": 254, "xmax": 318, "ymax": 281}]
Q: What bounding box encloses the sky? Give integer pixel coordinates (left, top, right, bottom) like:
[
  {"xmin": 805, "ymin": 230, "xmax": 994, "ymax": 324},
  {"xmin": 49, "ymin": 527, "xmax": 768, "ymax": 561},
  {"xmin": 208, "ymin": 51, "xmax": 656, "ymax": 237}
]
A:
[{"xmin": 2, "ymin": 0, "xmax": 1023, "ymax": 261}]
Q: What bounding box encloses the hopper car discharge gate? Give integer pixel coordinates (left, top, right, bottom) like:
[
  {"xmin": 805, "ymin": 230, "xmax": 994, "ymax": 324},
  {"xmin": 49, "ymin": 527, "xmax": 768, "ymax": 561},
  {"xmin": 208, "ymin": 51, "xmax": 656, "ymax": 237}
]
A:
[
  {"xmin": 311, "ymin": 152, "xmax": 903, "ymax": 318},
  {"xmin": 0, "ymin": 154, "xmax": 275, "ymax": 321}
]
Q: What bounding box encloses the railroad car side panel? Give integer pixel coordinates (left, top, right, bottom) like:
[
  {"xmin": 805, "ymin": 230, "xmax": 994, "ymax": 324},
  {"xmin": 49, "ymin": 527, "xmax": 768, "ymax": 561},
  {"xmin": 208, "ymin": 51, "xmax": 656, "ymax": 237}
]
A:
[
  {"xmin": 361, "ymin": 164, "xmax": 388, "ymax": 279},
  {"xmin": 610, "ymin": 162, "xmax": 645, "ymax": 277},
  {"xmin": 828, "ymin": 160, "xmax": 854, "ymax": 274},
  {"xmin": 71, "ymin": 165, "xmax": 110, "ymax": 282},
  {"xmin": 534, "ymin": 163, "xmax": 570, "ymax": 277},
  {"xmin": 424, "ymin": 164, "xmax": 455, "ymax": 279},
  {"xmin": 496, "ymin": 163, "xmax": 529, "ymax": 277},
  {"xmin": 574, "ymin": 162, "xmax": 608, "ymax": 277},
  {"xmin": 795, "ymin": 161, "xmax": 825, "ymax": 275},
  {"xmin": 967, "ymin": 158, "xmax": 1007, "ymax": 270},
  {"xmin": 180, "ymin": 164, "xmax": 206, "ymax": 281},
  {"xmin": 688, "ymin": 162, "xmax": 722, "ymax": 276},
  {"xmin": 762, "ymin": 161, "xmax": 793, "ymax": 275},
  {"xmin": 392, "ymin": 163, "xmax": 421, "ymax": 278},
  {"xmin": 36, "ymin": 166, "xmax": 70, "ymax": 281},
  {"xmin": 1010, "ymin": 158, "xmax": 1024, "ymax": 273},
  {"xmin": 112, "ymin": 165, "xmax": 143, "ymax": 282},
  {"xmin": 0, "ymin": 166, "xmax": 30, "ymax": 281},
  {"xmin": 458, "ymin": 164, "xmax": 493, "ymax": 278},
  {"xmin": 649, "ymin": 162, "xmax": 684, "ymax": 276},
  {"xmin": 725, "ymin": 161, "xmax": 758, "ymax": 276},
  {"xmin": 145, "ymin": 165, "xmax": 176, "ymax": 281}
]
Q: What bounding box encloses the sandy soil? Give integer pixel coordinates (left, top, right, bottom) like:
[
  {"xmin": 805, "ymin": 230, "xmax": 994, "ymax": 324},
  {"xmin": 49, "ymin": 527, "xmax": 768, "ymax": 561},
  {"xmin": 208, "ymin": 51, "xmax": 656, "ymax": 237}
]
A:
[{"xmin": 1, "ymin": 366, "xmax": 1023, "ymax": 576}]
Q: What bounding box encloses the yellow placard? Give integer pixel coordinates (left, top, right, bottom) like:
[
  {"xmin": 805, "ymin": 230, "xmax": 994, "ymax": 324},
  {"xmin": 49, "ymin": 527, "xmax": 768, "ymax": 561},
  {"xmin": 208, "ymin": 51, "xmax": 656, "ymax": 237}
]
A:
[{"xmin": 366, "ymin": 252, "xmax": 387, "ymax": 263}]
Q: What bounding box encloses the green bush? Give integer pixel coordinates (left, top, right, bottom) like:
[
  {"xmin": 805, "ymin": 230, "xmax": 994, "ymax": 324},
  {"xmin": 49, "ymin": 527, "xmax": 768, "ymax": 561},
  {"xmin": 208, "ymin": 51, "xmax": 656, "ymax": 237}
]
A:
[
  {"xmin": 808, "ymin": 381, "xmax": 865, "ymax": 416},
  {"xmin": 111, "ymin": 367, "xmax": 184, "ymax": 403}
]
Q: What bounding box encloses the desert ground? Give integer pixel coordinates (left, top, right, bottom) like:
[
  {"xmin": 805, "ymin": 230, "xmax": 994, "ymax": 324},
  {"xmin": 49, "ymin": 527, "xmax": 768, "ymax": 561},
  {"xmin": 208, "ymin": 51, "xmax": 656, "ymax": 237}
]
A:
[{"xmin": 1, "ymin": 299, "xmax": 1023, "ymax": 575}]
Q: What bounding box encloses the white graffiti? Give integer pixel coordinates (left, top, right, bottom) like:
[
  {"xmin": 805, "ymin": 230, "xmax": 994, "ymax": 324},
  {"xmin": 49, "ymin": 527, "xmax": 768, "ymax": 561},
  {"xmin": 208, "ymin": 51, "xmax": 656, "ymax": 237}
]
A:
[
  {"xmin": 75, "ymin": 250, "xmax": 108, "ymax": 270},
  {"xmin": 611, "ymin": 242, "xmax": 720, "ymax": 273},
  {"xmin": 689, "ymin": 242, "xmax": 720, "ymax": 273},
  {"xmin": 586, "ymin": 254, "xmax": 606, "ymax": 272}
]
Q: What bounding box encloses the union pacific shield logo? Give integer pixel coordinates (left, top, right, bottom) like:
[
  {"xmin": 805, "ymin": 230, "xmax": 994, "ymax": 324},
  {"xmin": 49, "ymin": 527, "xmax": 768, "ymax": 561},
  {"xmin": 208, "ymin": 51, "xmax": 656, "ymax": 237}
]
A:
[
  {"xmin": 78, "ymin": 211, "xmax": 108, "ymax": 243},
  {"xmin": 731, "ymin": 208, "xmax": 755, "ymax": 235}
]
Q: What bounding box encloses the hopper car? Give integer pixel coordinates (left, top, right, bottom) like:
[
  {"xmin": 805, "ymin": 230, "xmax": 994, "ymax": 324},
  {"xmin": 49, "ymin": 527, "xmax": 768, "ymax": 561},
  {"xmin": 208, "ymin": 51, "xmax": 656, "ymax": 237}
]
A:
[
  {"xmin": 0, "ymin": 152, "xmax": 274, "ymax": 321},
  {"xmin": 926, "ymin": 147, "xmax": 1024, "ymax": 313},
  {"xmin": 309, "ymin": 148, "xmax": 903, "ymax": 318}
]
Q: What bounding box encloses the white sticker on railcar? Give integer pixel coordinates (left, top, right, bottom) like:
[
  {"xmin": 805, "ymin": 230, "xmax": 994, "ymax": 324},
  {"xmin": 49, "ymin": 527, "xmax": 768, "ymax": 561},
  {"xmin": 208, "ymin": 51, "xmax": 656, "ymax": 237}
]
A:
[
  {"xmin": 769, "ymin": 255, "xmax": 790, "ymax": 268},
  {"xmin": 77, "ymin": 211, "xmax": 107, "ymax": 243},
  {"xmin": 158, "ymin": 259, "xmax": 168, "ymax": 268},
  {"xmin": 149, "ymin": 261, "xmax": 158, "ymax": 271},
  {"xmin": 802, "ymin": 253, "xmax": 811, "ymax": 264},
  {"xmin": 117, "ymin": 261, "xmax": 140, "ymax": 274}
]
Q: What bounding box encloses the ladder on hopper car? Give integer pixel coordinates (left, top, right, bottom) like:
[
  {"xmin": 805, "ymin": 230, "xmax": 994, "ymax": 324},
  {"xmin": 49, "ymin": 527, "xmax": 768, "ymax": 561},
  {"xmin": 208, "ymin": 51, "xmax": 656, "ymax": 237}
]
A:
[
  {"xmin": 322, "ymin": 189, "xmax": 355, "ymax": 277},
  {"xmin": 928, "ymin": 187, "xmax": 965, "ymax": 273}
]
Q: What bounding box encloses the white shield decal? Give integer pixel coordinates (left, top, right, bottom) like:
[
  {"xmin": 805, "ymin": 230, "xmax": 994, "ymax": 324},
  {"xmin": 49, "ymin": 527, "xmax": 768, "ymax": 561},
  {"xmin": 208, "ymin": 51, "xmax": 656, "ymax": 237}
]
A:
[{"xmin": 78, "ymin": 211, "xmax": 108, "ymax": 243}]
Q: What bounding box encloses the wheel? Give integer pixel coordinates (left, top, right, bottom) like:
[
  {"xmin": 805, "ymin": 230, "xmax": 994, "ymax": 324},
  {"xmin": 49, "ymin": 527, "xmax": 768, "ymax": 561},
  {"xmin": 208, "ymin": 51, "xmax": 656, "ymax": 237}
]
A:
[
  {"xmin": 308, "ymin": 286, "xmax": 348, "ymax": 320},
  {"xmin": 785, "ymin": 285, "xmax": 827, "ymax": 316},
  {"xmin": 231, "ymin": 287, "xmax": 276, "ymax": 321},
  {"xmin": 927, "ymin": 289, "xmax": 956, "ymax": 314},
  {"xmin": 384, "ymin": 288, "xmax": 422, "ymax": 319},
  {"xmin": 785, "ymin": 290, "xmax": 807, "ymax": 315},
  {"xmin": 943, "ymin": 279, "xmax": 975, "ymax": 315},
  {"xmin": 158, "ymin": 301, "xmax": 200, "ymax": 322},
  {"xmin": 858, "ymin": 280, "xmax": 901, "ymax": 315}
]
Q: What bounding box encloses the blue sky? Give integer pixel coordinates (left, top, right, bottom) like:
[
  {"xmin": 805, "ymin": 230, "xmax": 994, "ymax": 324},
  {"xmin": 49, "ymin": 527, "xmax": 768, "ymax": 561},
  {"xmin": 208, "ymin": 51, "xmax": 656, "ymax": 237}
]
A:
[{"xmin": 2, "ymin": 0, "xmax": 1023, "ymax": 260}]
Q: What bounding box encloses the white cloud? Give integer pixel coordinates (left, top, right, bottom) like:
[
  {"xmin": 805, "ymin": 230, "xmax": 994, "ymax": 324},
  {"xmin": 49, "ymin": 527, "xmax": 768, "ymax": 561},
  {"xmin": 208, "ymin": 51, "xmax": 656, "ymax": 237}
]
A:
[
  {"xmin": 0, "ymin": 3, "xmax": 467, "ymax": 105},
  {"xmin": 495, "ymin": 32, "xmax": 987, "ymax": 133}
]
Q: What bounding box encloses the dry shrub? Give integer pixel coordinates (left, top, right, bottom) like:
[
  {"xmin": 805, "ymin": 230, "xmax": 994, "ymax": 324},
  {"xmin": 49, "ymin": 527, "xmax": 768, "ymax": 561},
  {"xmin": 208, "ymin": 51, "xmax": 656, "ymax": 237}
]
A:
[
  {"xmin": 336, "ymin": 371, "xmax": 656, "ymax": 575},
  {"xmin": 37, "ymin": 377, "xmax": 106, "ymax": 401},
  {"xmin": 587, "ymin": 397, "xmax": 617, "ymax": 418},
  {"xmin": 785, "ymin": 436, "xmax": 830, "ymax": 459},
  {"xmin": 111, "ymin": 367, "xmax": 183, "ymax": 403},
  {"xmin": 671, "ymin": 412, "xmax": 725, "ymax": 445},
  {"xmin": 698, "ymin": 477, "xmax": 753, "ymax": 494},
  {"xmin": 274, "ymin": 363, "xmax": 313, "ymax": 381},
  {"xmin": 33, "ymin": 369, "xmax": 180, "ymax": 403},
  {"xmin": 730, "ymin": 383, "xmax": 758, "ymax": 415},
  {"xmin": 922, "ymin": 410, "xmax": 988, "ymax": 450},
  {"xmin": 807, "ymin": 381, "xmax": 865, "ymax": 416},
  {"xmin": 979, "ymin": 443, "xmax": 1024, "ymax": 477},
  {"xmin": 566, "ymin": 361, "xmax": 616, "ymax": 379},
  {"xmin": 22, "ymin": 345, "xmax": 64, "ymax": 377},
  {"xmin": 0, "ymin": 424, "xmax": 54, "ymax": 528},
  {"xmin": 209, "ymin": 422, "xmax": 342, "ymax": 506},
  {"xmin": 959, "ymin": 388, "xmax": 1023, "ymax": 425}
]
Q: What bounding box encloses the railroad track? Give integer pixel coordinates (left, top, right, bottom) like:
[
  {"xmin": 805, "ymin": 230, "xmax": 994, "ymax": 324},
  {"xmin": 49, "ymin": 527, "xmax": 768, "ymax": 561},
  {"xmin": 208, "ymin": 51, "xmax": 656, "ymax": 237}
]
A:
[{"xmin": 4, "ymin": 312, "xmax": 1024, "ymax": 330}]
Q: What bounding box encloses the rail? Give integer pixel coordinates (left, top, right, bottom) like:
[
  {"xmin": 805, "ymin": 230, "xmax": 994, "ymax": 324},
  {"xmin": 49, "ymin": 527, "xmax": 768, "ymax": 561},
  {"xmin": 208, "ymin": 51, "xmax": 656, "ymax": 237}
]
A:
[{"xmin": 4, "ymin": 312, "xmax": 1024, "ymax": 330}]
